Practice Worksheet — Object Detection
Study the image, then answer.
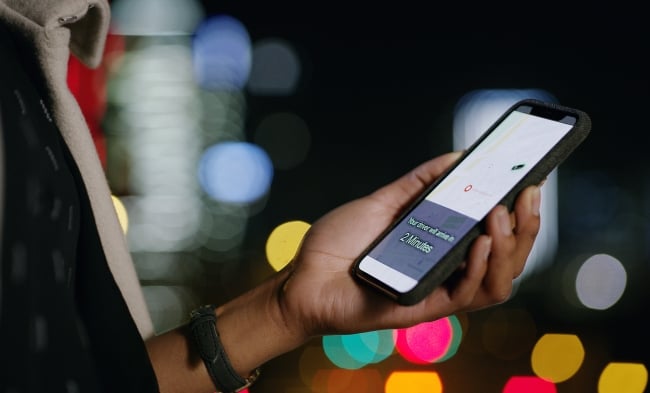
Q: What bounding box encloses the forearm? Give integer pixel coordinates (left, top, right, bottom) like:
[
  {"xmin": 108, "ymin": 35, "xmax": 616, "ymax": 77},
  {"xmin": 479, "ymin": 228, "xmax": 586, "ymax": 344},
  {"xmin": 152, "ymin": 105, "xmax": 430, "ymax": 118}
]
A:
[{"xmin": 145, "ymin": 269, "xmax": 308, "ymax": 393}]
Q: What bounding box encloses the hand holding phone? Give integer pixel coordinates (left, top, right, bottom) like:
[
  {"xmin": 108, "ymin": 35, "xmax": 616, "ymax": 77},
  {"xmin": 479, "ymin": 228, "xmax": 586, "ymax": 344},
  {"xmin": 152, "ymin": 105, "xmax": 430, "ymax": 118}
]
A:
[{"xmin": 352, "ymin": 99, "xmax": 591, "ymax": 305}]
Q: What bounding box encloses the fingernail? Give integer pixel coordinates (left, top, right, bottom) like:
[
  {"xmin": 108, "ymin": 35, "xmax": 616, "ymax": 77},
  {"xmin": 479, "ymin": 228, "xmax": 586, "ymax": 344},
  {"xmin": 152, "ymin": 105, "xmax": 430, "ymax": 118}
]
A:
[
  {"xmin": 531, "ymin": 186, "xmax": 541, "ymax": 216},
  {"xmin": 498, "ymin": 207, "xmax": 512, "ymax": 236}
]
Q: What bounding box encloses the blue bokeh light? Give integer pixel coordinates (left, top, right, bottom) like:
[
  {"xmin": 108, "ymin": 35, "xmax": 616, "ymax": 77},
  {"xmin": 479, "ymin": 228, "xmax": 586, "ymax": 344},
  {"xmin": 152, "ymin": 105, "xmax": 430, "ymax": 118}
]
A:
[
  {"xmin": 198, "ymin": 142, "xmax": 273, "ymax": 204},
  {"xmin": 322, "ymin": 335, "xmax": 367, "ymax": 370},
  {"xmin": 323, "ymin": 330, "xmax": 395, "ymax": 370},
  {"xmin": 192, "ymin": 15, "xmax": 252, "ymax": 90}
]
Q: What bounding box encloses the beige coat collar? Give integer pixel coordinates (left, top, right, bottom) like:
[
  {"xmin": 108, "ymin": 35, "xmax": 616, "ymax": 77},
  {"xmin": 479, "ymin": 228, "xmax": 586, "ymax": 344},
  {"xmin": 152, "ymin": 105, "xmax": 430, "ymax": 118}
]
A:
[
  {"xmin": 0, "ymin": 0, "xmax": 110, "ymax": 68},
  {"xmin": 0, "ymin": 0, "xmax": 155, "ymax": 338}
]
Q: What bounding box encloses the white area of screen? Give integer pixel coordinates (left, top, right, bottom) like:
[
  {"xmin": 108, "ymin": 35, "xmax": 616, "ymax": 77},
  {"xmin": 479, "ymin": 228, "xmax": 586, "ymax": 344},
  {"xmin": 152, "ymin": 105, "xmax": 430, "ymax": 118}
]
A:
[
  {"xmin": 426, "ymin": 111, "xmax": 572, "ymax": 220},
  {"xmin": 358, "ymin": 256, "xmax": 418, "ymax": 292}
]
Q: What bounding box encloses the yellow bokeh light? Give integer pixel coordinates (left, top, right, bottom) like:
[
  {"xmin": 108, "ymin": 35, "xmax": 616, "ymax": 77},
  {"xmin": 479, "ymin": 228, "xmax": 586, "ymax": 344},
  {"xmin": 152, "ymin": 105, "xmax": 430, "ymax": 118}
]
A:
[
  {"xmin": 111, "ymin": 195, "xmax": 129, "ymax": 234},
  {"xmin": 598, "ymin": 362, "xmax": 648, "ymax": 393},
  {"xmin": 385, "ymin": 371, "xmax": 443, "ymax": 393},
  {"xmin": 265, "ymin": 220, "xmax": 311, "ymax": 271},
  {"xmin": 531, "ymin": 333, "xmax": 584, "ymax": 383}
]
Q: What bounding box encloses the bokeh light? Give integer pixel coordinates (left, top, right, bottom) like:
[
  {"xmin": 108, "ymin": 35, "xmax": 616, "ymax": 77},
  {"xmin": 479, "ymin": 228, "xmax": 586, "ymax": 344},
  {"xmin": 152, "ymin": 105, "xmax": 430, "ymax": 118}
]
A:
[
  {"xmin": 531, "ymin": 333, "xmax": 584, "ymax": 383},
  {"xmin": 140, "ymin": 285, "xmax": 197, "ymax": 333},
  {"xmin": 385, "ymin": 371, "xmax": 443, "ymax": 393},
  {"xmin": 247, "ymin": 38, "xmax": 301, "ymax": 96},
  {"xmin": 394, "ymin": 316, "xmax": 460, "ymax": 364},
  {"xmin": 299, "ymin": 345, "xmax": 331, "ymax": 387},
  {"xmin": 311, "ymin": 368, "xmax": 383, "ymax": 393},
  {"xmin": 503, "ymin": 376, "xmax": 557, "ymax": 393},
  {"xmin": 322, "ymin": 335, "xmax": 367, "ymax": 370},
  {"xmin": 96, "ymin": 5, "xmax": 650, "ymax": 391},
  {"xmin": 322, "ymin": 330, "xmax": 394, "ymax": 370},
  {"xmin": 437, "ymin": 314, "xmax": 463, "ymax": 362},
  {"xmin": 453, "ymin": 89, "xmax": 557, "ymax": 149},
  {"xmin": 199, "ymin": 89, "xmax": 247, "ymax": 145},
  {"xmin": 265, "ymin": 220, "xmax": 311, "ymax": 271},
  {"xmin": 110, "ymin": 0, "xmax": 204, "ymax": 36},
  {"xmin": 193, "ymin": 15, "xmax": 252, "ymax": 91},
  {"xmin": 575, "ymin": 253, "xmax": 627, "ymax": 310},
  {"xmin": 111, "ymin": 195, "xmax": 129, "ymax": 234},
  {"xmin": 254, "ymin": 112, "xmax": 312, "ymax": 170},
  {"xmin": 105, "ymin": 38, "xmax": 204, "ymax": 255},
  {"xmin": 453, "ymin": 89, "xmax": 560, "ymax": 282},
  {"xmin": 598, "ymin": 362, "xmax": 648, "ymax": 393},
  {"xmin": 120, "ymin": 195, "xmax": 203, "ymax": 253},
  {"xmin": 130, "ymin": 251, "xmax": 204, "ymax": 283},
  {"xmin": 342, "ymin": 330, "xmax": 394, "ymax": 364},
  {"xmin": 198, "ymin": 141, "xmax": 273, "ymax": 204},
  {"xmin": 197, "ymin": 202, "xmax": 249, "ymax": 253}
]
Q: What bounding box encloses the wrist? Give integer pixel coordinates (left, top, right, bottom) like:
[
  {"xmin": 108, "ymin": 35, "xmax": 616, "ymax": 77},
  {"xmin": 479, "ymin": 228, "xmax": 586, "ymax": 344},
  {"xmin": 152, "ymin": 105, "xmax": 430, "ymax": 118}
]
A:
[
  {"xmin": 189, "ymin": 305, "xmax": 261, "ymax": 392},
  {"xmin": 214, "ymin": 269, "xmax": 310, "ymax": 377}
]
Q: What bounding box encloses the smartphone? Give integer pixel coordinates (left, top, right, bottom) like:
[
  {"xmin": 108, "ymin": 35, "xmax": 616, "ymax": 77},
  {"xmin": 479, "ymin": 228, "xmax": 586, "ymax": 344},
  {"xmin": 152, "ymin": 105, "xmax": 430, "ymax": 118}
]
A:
[{"xmin": 352, "ymin": 99, "xmax": 591, "ymax": 305}]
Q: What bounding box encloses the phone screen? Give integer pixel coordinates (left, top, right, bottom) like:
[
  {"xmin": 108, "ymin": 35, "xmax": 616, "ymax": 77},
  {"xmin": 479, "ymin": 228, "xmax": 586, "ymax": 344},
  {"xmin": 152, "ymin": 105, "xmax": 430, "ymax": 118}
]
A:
[{"xmin": 357, "ymin": 104, "xmax": 577, "ymax": 293}]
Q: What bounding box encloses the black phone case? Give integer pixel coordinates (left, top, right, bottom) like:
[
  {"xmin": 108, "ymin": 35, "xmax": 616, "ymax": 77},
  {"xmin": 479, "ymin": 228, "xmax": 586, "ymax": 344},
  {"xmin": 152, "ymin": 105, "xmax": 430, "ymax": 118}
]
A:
[{"xmin": 352, "ymin": 98, "xmax": 592, "ymax": 305}]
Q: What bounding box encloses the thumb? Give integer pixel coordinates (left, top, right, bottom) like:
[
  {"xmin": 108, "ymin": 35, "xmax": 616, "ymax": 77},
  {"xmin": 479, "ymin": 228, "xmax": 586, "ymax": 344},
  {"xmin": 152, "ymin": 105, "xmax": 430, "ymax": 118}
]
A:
[{"xmin": 370, "ymin": 151, "xmax": 462, "ymax": 210}]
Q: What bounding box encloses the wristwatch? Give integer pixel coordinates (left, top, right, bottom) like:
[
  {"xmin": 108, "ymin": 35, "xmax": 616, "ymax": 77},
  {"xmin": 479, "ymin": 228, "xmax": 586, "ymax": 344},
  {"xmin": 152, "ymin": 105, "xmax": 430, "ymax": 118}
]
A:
[{"xmin": 189, "ymin": 304, "xmax": 261, "ymax": 393}]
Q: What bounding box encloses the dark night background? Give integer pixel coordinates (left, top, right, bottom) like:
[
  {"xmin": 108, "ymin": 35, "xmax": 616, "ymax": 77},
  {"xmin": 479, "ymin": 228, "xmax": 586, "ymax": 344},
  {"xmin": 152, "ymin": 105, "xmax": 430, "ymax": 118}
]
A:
[
  {"xmin": 188, "ymin": 3, "xmax": 650, "ymax": 392},
  {"xmin": 104, "ymin": 2, "xmax": 648, "ymax": 391}
]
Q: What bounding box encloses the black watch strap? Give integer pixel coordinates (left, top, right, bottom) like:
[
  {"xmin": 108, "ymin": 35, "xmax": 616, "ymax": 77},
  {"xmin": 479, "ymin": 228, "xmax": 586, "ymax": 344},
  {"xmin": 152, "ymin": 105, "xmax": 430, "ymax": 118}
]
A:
[{"xmin": 189, "ymin": 304, "xmax": 261, "ymax": 393}]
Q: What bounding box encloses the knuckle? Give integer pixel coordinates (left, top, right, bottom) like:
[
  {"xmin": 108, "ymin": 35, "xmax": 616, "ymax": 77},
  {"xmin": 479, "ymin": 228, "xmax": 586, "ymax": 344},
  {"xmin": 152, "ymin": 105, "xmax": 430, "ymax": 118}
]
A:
[{"xmin": 490, "ymin": 286, "xmax": 513, "ymax": 304}]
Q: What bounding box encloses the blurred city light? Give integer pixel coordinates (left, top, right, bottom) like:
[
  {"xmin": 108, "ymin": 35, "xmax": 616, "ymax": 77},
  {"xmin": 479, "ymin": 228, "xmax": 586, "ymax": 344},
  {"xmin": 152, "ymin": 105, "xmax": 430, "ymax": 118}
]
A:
[
  {"xmin": 342, "ymin": 330, "xmax": 394, "ymax": 365},
  {"xmin": 322, "ymin": 334, "xmax": 368, "ymax": 370},
  {"xmin": 110, "ymin": 0, "xmax": 204, "ymax": 36},
  {"xmin": 311, "ymin": 368, "xmax": 383, "ymax": 393},
  {"xmin": 106, "ymin": 38, "xmax": 204, "ymax": 255},
  {"xmin": 503, "ymin": 376, "xmax": 557, "ymax": 393},
  {"xmin": 94, "ymin": 4, "xmax": 648, "ymax": 390},
  {"xmin": 598, "ymin": 362, "xmax": 648, "ymax": 393},
  {"xmin": 193, "ymin": 15, "xmax": 252, "ymax": 90},
  {"xmin": 198, "ymin": 141, "xmax": 273, "ymax": 204},
  {"xmin": 437, "ymin": 315, "xmax": 463, "ymax": 362},
  {"xmin": 299, "ymin": 345, "xmax": 331, "ymax": 387},
  {"xmin": 322, "ymin": 330, "xmax": 395, "ymax": 370},
  {"xmin": 385, "ymin": 371, "xmax": 443, "ymax": 393},
  {"xmin": 394, "ymin": 316, "xmax": 461, "ymax": 364},
  {"xmin": 140, "ymin": 285, "xmax": 198, "ymax": 333},
  {"xmin": 196, "ymin": 202, "xmax": 249, "ymax": 253},
  {"xmin": 453, "ymin": 89, "xmax": 557, "ymax": 149},
  {"xmin": 531, "ymin": 333, "xmax": 584, "ymax": 383},
  {"xmin": 199, "ymin": 90, "xmax": 247, "ymax": 145},
  {"xmin": 265, "ymin": 220, "xmax": 311, "ymax": 271},
  {"xmin": 247, "ymin": 38, "xmax": 301, "ymax": 96},
  {"xmin": 575, "ymin": 253, "xmax": 627, "ymax": 310}
]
